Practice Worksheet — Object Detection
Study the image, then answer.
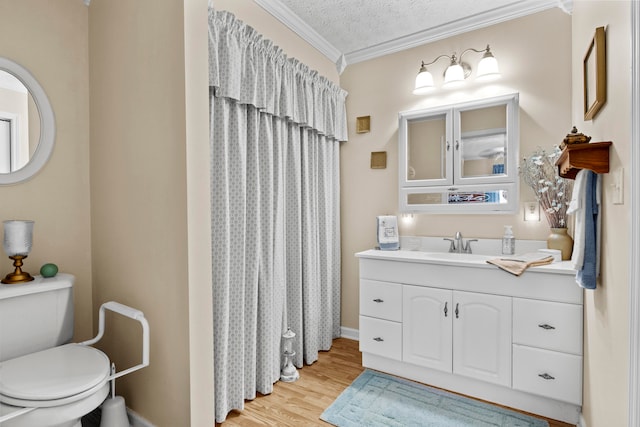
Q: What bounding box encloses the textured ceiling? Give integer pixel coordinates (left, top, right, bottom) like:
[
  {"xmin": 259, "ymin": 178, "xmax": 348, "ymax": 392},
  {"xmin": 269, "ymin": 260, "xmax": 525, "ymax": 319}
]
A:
[
  {"xmin": 277, "ymin": 0, "xmax": 521, "ymax": 55},
  {"xmin": 255, "ymin": 0, "xmax": 569, "ymax": 71}
]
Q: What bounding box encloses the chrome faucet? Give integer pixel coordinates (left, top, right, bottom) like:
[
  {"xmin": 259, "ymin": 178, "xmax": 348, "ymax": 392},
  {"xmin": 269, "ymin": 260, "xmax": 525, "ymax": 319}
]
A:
[{"xmin": 443, "ymin": 232, "xmax": 478, "ymax": 253}]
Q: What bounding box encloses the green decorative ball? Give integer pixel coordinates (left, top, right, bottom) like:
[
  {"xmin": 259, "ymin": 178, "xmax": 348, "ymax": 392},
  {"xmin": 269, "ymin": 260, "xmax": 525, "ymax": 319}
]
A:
[{"xmin": 40, "ymin": 263, "xmax": 58, "ymax": 278}]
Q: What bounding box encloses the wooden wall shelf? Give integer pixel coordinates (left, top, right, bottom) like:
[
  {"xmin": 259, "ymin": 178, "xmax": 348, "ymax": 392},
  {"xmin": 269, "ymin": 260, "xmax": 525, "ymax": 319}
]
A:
[{"xmin": 555, "ymin": 141, "xmax": 612, "ymax": 179}]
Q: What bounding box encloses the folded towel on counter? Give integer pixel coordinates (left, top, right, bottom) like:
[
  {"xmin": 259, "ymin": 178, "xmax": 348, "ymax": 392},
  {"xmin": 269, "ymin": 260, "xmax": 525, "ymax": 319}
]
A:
[
  {"xmin": 377, "ymin": 215, "xmax": 399, "ymax": 250},
  {"xmin": 486, "ymin": 253, "xmax": 555, "ymax": 276}
]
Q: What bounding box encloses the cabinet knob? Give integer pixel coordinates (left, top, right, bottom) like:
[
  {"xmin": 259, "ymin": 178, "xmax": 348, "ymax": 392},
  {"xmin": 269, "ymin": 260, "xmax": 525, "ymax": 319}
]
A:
[
  {"xmin": 444, "ymin": 301, "xmax": 448, "ymax": 317},
  {"xmin": 373, "ymin": 337, "xmax": 384, "ymax": 342},
  {"xmin": 446, "ymin": 141, "xmax": 451, "ymax": 151},
  {"xmin": 455, "ymin": 303, "xmax": 459, "ymax": 319},
  {"xmin": 373, "ymin": 298, "xmax": 384, "ymax": 303},
  {"xmin": 455, "ymin": 140, "xmax": 460, "ymax": 150},
  {"xmin": 538, "ymin": 323, "xmax": 556, "ymax": 330},
  {"xmin": 538, "ymin": 373, "xmax": 555, "ymax": 380}
]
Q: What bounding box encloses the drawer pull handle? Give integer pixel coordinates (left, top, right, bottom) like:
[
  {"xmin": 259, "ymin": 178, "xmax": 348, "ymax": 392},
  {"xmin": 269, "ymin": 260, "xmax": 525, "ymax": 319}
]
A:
[
  {"xmin": 455, "ymin": 303, "xmax": 459, "ymax": 319},
  {"xmin": 373, "ymin": 337, "xmax": 384, "ymax": 342},
  {"xmin": 538, "ymin": 324, "xmax": 556, "ymax": 330},
  {"xmin": 444, "ymin": 302, "xmax": 448, "ymax": 317},
  {"xmin": 373, "ymin": 298, "xmax": 384, "ymax": 303},
  {"xmin": 538, "ymin": 373, "xmax": 555, "ymax": 380}
]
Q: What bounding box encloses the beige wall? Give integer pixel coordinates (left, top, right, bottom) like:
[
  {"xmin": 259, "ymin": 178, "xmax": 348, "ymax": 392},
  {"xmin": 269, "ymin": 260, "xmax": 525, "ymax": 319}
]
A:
[
  {"xmin": 572, "ymin": 2, "xmax": 631, "ymax": 426},
  {"xmin": 184, "ymin": 0, "xmax": 214, "ymax": 425},
  {"xmin": 340, "ymin": 8, "xmax": 573, "ymax": 330},
  {"xmin": 88, "ymin": 0, "xmax": 193, "ymax": 424},
  {"xmin": 0, "ymin": 1, "xmax": 93, "ymax": 341}
]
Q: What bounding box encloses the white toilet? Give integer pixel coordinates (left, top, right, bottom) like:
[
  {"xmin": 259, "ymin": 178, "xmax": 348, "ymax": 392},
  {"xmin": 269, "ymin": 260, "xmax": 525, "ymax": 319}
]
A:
[{"xmin": 0, "ymin": 274, "xmax": 149, "ymax": 427}]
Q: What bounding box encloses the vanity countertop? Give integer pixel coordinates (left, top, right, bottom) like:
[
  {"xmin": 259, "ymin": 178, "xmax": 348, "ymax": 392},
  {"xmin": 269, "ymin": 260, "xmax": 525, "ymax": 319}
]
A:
[{"xmin": 356, "ymin": 249, "xmax": 576, "ymax": 275}]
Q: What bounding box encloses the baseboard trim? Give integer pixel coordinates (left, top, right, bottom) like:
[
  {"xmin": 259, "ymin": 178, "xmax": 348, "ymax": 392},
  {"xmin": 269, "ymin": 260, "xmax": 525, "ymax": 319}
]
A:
[
  {"xmin": 128, "ymin": 408, "xmax": 155, "ymax": 427},
  {"xmin": 340, "ymin": 326, "xmax": 359, "ymax": 341},
  {"xmin": 577, "ymin": 413, "xmax": 586, "ymax": 427}
]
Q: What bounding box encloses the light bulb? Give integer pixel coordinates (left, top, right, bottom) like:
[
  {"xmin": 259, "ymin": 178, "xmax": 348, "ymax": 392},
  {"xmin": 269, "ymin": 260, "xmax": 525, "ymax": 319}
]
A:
[
  {"xmin": 476, "ymin": 47, "xmax": 501, "ymax": 81},
  {"xmin": 443, "ymin": 63, "xmax": 465, "ymax": 87},
  {"xmin": 413, "ymin": 67, "xmax": 434, "ymax": 95}
]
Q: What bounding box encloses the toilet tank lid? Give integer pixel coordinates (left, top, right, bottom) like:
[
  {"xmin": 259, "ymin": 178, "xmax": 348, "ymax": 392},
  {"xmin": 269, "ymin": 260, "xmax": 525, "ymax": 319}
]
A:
[{"xmin": 0, "ymin": 273, "xmax": 74, "ymax": 300}]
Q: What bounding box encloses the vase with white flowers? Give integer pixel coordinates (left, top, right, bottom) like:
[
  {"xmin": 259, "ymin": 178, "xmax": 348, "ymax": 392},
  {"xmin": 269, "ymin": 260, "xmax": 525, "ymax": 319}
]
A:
[{"xmin": 520, "ymin": 145, "xmax": 574, "ymax": 260}]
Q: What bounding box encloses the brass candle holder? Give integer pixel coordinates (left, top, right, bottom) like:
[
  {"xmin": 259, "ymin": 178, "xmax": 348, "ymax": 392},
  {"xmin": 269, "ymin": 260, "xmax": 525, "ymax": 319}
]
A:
[
  {"xmin": 1, "ymin": 220, "xmax": 35, "ymax": 285},
  {"xmin": 2, "ymin": 255, "xmax": 34, "ymax": 284}
]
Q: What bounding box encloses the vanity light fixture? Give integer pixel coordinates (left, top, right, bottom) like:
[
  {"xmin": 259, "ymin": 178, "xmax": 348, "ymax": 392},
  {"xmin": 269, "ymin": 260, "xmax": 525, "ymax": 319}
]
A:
[{"xmin": 413, "ymin": 45, "xmax": 501, "ymax": 95}]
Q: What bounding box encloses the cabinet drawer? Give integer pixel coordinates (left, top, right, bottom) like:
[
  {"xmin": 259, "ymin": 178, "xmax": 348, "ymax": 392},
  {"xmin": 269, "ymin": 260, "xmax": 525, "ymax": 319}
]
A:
[
  {"xmin": 360, "ymin": 279, "xmax": 402, "ymax": 321},
  {"xmin": 359, "ymin": 315, "xmax": 402, "ymax": 360},
  {"xmin": 513, "ymin": 344, "xmax": 582, "ymax": 405},
  {"xmin": 513, "ymin": 298, "xmax": 582, "ymax": 355}
]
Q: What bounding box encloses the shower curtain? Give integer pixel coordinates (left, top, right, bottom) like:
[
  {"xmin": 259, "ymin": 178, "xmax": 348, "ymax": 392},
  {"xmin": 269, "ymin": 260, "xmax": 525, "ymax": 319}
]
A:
[{"xmin": 208, "ymin": 8, "xmax": 348, "ymax": 423}]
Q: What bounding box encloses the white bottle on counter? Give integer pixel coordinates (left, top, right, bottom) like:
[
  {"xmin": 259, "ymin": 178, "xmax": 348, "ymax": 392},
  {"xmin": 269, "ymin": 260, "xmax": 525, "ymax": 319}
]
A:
[{"xmin": 502, "ymin": 225, "xmax": 515, "ymax": 255}]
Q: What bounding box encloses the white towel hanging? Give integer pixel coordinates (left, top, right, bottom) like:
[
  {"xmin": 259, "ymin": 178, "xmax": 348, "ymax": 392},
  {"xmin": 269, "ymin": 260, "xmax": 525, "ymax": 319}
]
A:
[{"xmin": 569, "ymin": 170, "xmax": 588, "ymax": 270}]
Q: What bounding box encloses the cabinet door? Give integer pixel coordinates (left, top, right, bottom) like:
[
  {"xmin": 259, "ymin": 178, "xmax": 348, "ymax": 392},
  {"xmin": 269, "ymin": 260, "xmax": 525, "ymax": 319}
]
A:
[
  {"xmin": 399, "ymin": 107, "xmax": 453, "ymax": 188},
  {"xmin": 452, "ymin": 94, "xmax": 519, "ymax": 186},
  {"xmin": 453, "ymin": 291, "xmax": 512, "ymax": 387},
  {"xmin": 402, "ymin": 285, "xmax": 452, "ymax": 372}
]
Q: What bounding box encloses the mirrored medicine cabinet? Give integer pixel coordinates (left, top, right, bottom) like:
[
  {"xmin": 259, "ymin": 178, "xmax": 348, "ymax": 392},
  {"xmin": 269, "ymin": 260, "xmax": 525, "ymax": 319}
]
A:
[{"xmin": 398, "ymin": 93, "xmax": 519, "ymax": 213}]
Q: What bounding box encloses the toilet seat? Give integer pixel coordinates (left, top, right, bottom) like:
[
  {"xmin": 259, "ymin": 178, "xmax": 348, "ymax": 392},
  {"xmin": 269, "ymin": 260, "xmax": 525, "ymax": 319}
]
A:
[{"xmin": 0, "ymin": 344, "xmax": 110, "ymax": 408}]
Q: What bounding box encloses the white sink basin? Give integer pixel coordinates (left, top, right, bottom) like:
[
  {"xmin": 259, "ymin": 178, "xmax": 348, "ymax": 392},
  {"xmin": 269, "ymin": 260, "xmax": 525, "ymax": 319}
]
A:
[{"xmin": 421, "ymin": 252, "xmax": 495, "ymax": 263}]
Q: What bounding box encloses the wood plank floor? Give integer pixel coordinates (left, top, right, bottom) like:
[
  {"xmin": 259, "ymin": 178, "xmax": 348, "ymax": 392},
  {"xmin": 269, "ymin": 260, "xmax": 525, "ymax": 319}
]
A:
[{"xmin": 216, "ymin": 338, "xmax": 573, "ymax": 426}]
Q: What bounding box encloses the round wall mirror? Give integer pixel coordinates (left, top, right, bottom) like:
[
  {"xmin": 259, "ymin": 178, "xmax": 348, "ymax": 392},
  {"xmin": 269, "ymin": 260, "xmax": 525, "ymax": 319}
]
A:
[{"xmin": 0, "ymin": 57, "xmax": 55, "ymax": 185}]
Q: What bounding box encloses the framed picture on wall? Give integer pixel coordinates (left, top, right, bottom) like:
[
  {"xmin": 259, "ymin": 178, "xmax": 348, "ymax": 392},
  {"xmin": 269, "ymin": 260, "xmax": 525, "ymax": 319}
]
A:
[{"xmin": 583, "ymin": 26, "xmax": 606, "ymax": 120}]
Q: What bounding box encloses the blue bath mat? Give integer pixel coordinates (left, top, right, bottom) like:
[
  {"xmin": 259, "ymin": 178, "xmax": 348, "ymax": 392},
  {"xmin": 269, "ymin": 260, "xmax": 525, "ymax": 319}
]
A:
[{"xmin": 321, "ymin": 370, "xmax": 549, "ymax": 427}]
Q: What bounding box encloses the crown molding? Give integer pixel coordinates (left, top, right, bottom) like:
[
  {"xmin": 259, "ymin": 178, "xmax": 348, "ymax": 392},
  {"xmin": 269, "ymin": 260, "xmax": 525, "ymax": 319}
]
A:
[
  {"xmin": 557, "ymin": 0, "xmax": 573, "ymax": 15},
  {"xmin": 345, "ymin": 0, "xmax": 566, "ymax": 65},
  {"xmin": 253, "ymin": 0, "xmax": 343, "ymax": 66},
  {"xmin": 254, "ymin": 0, "xmax": 570, "ymax": 73}
]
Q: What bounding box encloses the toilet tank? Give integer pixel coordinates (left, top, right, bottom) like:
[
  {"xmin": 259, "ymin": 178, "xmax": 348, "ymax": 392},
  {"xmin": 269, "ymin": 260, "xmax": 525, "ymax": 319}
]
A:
[{"xmin": 0, "ymin": 274, "xmax": 74, "ymax": 362}]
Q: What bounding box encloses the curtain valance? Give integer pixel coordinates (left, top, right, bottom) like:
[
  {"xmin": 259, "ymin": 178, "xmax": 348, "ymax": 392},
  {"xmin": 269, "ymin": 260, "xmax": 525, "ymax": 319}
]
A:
[{"xmin": 208, "ymin": 8, "xmax": 348, "ymax": 141}]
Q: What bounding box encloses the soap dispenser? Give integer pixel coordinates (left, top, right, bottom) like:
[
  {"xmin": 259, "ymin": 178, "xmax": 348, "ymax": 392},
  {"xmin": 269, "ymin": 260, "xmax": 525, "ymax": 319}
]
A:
[{"xmin": 502, "ymin": 226, "xmax": 515, "ymax": 255}]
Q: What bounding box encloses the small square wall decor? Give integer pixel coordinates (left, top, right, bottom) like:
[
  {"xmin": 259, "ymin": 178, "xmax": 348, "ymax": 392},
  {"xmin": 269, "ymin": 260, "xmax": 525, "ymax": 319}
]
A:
[
  {"xmin": 371, "ymin": 151, "xmax": 387, "ymax": 169},
  {"xmin": 356, "ymin": 116, "xmax": 371, "ymax": 133}
]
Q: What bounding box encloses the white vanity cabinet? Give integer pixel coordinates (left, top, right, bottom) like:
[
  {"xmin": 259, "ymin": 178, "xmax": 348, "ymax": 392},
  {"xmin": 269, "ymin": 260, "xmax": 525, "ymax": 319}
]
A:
[
  {"xmin": 403, "ymin": 286, "xmax": 511, "ymax": 387},
  {"xmin": 356, "ymin": 249, "xmax": 583, "ymax": 424}
]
